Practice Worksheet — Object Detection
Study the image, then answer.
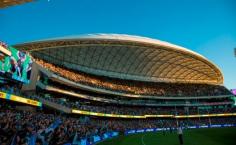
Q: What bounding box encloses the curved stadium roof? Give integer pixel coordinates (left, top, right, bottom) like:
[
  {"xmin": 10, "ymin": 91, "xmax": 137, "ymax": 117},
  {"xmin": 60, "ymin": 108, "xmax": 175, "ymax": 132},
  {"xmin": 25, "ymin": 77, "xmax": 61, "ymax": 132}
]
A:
[{"xmin": 14, "ymin": 34, "xmax": 223, "ymax": 85}]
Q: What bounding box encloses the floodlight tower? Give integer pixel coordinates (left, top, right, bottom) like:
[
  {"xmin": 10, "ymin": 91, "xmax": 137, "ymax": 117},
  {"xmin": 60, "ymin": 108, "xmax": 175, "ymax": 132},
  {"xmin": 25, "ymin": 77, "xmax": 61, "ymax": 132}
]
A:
[{"xmin": 234, "ymin": 48, "xmax": 236, "ymax": 57}]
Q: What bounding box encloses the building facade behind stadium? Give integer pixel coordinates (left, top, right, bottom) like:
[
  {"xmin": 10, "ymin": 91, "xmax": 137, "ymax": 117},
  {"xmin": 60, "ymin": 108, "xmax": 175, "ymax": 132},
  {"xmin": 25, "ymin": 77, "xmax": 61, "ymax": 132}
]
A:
[{"xmin": 1, "ymin": 34, "xmax": 235, "ymax": 145}]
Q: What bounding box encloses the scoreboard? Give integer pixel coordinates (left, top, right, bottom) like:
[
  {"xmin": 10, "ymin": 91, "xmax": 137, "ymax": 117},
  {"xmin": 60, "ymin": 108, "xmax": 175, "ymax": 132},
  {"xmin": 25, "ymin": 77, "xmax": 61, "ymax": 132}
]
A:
[{"xmin": 0, "ymin": 42, "xmax": 32, "ymax": 83}]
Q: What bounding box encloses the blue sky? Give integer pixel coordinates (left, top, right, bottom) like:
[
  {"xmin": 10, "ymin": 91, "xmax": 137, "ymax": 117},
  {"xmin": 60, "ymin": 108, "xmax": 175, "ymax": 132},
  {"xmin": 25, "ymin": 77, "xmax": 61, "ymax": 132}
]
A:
[{"xmin": 0, "ymin": 0, "xmax": 236, "ymax": 89}]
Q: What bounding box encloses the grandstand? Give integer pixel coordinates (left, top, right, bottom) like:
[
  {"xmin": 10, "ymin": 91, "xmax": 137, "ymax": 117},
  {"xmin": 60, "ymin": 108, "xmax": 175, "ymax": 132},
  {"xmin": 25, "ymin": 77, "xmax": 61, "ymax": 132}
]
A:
[
  {"xmin": 0, "ymin": 34, "xmax": 236, "ymax": 145},
  {"xmin": 14, "ymin": 34, "xmax": 233, "ymax": 112}
]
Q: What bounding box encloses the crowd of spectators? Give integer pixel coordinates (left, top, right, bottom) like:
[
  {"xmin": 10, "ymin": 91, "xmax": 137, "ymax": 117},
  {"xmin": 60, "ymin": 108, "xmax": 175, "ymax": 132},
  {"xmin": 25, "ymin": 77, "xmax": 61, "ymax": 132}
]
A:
[
  {"xmin": 0, "ymin": 84, "xmax": 41, "ymax": 103},
  {"xmin": 67, "ymin": 102, "xmax": 236, "ymax": 116},
  {"xmin": 1, "ymin": 84, "xmax": 235, "ymax": 117},
  {"xmin": 0, "ymin": 58, "xmax": 235, "ymax": 145},
  {"xmin": 0, "ymin": 103, "xmax": 55, "ymax": 145},
  {"xmin": 1, "ymin": 84, "xmax": 236, "ymax": 145},
  {"xmin": 0, "ymin": 102, "xmax": 107, "ymax": 145},
  {"xmin": 40, "ymin": 79, "xmax": 233, "ymax": 107},
  {"xmin": 1, "ymin": 103, "xmax": 236, "ymax": 145},
  {"xmin": 0, "ymin": 84, "xmax": 21, "ymax": 96},
  {"xmin": 36, "ymin": 94, "xmax": 235, "ymax": 116},
  {"xmin": 36, "ymin": 59, "xmax": 231, "ymax": 97}
]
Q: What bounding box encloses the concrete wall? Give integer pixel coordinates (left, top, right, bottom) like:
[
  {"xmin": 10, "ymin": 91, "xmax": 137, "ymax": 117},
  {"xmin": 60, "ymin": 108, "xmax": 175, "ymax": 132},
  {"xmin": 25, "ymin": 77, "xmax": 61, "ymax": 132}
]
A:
[{"xmin": 21, "ymin": 62, "xmax": 40, "ymax": 91}]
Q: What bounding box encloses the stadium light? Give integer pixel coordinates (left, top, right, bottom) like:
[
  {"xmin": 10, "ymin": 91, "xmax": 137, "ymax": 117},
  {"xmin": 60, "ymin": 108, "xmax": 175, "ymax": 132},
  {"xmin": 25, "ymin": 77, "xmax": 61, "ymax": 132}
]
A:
[{"xmin": 234, "ymin": 48, "xmax": 236, "ymax": 57}]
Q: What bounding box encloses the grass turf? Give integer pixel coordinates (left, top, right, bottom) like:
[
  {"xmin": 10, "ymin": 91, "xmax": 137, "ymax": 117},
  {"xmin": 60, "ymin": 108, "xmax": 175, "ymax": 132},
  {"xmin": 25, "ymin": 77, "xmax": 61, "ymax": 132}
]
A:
[{"xmin": 97, "ymin": 127, "xmax": 236, "ymax": 145}]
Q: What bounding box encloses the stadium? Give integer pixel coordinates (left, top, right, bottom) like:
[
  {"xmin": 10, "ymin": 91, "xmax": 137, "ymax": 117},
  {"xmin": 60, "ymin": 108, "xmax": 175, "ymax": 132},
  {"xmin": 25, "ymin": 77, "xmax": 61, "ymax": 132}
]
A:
[{"xmin": 0, "ymin": 34, "xmax": 236, "ymax": 145}]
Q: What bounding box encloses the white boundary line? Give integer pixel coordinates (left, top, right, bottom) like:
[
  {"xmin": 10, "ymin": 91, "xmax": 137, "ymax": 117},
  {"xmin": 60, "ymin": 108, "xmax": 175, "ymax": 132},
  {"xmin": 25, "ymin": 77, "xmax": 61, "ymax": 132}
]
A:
[{"xmin": 141, "ymin": 134, "xmax": 147, "ymax": 145}]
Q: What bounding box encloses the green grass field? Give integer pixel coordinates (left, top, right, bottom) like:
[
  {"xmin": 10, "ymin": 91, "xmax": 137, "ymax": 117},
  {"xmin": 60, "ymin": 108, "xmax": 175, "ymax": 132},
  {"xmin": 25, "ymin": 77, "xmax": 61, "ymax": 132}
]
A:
[{"xmin": 97, "ymin": 127, "xmax": 236, "ymax": 145}]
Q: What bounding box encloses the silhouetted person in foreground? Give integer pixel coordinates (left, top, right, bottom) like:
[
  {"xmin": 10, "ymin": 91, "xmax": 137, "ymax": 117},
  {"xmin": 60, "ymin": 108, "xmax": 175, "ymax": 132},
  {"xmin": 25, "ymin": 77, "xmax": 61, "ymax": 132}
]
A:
[
  {"xmin": 170, "ymin": 126, "xmax": 173, "ymax": 133},
  {"xmin": 177, "ymin": 126, "xmax": 183, "ymax": 145}
]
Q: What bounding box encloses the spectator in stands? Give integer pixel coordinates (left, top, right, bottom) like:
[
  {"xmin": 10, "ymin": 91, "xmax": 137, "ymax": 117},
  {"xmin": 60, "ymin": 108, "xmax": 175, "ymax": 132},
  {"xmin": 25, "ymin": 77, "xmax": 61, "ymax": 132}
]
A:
[{"xmin": 35, "ymin": 59, "xmax": 232, "ymax": 97}]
